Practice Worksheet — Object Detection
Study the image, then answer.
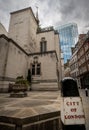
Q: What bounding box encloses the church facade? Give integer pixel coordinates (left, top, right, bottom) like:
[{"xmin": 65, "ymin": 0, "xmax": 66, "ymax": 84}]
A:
[{"xmin": 0, "ymin": 7, "xmax": 62, "ymax": 92}]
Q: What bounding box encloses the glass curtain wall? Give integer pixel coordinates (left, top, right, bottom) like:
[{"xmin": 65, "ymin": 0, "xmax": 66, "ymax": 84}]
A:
[{"xmin": 56, "ymin": 23, "xmax": 78, "ymax": 63}]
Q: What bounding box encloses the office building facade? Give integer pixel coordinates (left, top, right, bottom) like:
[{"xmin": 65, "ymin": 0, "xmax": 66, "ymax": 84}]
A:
[{"xmin": 56, "ymin": 23, "xmax": 78, "ymax": 63}]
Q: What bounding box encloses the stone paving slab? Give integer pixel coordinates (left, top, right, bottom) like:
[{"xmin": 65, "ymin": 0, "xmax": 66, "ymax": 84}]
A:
[{"xmin": 0, "ymin": 91, "xmax": 61, "ymax": 126}]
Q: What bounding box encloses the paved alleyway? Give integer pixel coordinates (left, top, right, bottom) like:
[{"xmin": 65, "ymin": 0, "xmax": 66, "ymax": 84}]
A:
[{"xmin": 79, "ymin": 89, "xmax": 89, "ymax": 130}]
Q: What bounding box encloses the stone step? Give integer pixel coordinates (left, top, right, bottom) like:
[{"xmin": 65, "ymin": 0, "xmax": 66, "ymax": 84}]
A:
[{"xmin": 31, "ymin": 82, "xmax": 59, "ymax": 91}]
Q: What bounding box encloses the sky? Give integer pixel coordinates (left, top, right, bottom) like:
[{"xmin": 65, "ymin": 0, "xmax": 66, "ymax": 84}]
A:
[{"xmin": 0, "ymin": 0, "xmax": 89, "ymax": 34}]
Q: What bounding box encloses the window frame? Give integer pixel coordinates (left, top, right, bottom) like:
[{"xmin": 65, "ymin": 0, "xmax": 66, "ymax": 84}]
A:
[
  {"xmin": 40, "ymin": 40, "xmax": 47, "ymax": 53},
  {"xmin": 31, "ymin": 63, "xmax": 41, "ymax": 76}
]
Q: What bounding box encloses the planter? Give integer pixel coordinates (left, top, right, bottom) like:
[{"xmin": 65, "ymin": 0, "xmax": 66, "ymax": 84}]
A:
[{"xmin": 10, "ymin": 84, "xmax": 28, "ymax": 97}]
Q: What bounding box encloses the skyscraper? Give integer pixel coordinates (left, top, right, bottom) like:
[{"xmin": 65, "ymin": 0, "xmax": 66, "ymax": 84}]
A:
[{"xmin": 55, "ymin": 23, "xmax": 78, "ymax": 63}]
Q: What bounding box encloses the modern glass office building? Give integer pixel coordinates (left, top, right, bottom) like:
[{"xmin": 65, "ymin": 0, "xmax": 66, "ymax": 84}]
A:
[{"xmin": 55, "ymin": 23, "xmax": 78, "ymax": 63}]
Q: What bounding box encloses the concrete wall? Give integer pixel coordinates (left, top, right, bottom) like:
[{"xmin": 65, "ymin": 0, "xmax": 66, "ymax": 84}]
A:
[{"xmin": 8, "ymin": 8, "xmax": 38, "ymax": 53}]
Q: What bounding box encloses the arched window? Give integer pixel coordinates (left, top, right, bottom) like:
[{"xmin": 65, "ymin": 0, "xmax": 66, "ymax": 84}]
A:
[
  {"xmin": 32, "ymin": 63, "xmax": 41, "ymax": 75},
  {"xmin": 31, "ymin": 57, "xmax": 41, "ymax": 76},
  {"xmin": 40, "ymin": 37, "xmax": 47, "ymax": 52}
]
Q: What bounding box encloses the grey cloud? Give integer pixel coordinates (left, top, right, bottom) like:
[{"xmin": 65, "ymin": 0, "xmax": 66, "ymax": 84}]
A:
[
  {"xmin": 0, "ymin": 0, "xmax": 89, "ymax": 33},
  {"xmin": 0, "ymin": 0, "xmax": 36, "ymax": 30},
  {"xmin": 38, "ymin": 0, "xmax": 89, "ymax": 32},
  {"xmin": 85, "ymin": 24, "xmax": 89, "ymax": 28},
  {"xmin": 54, "ymin": 0, "xmax": 89, "ymax": 32}
]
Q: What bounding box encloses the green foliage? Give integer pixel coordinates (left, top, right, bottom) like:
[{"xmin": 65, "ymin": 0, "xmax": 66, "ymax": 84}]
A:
[
  {"xmin": 15, "ymin": 76, "xmax": 30, "ymax": 87},
  {"xmin": 16, "ymin": 76, "xmax": 23, "ymax": 80}
]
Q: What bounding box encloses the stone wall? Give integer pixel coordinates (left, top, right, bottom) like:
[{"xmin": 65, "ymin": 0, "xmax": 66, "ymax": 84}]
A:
[
  {"xmin": 0, "ymin": 35, "xmax": 28, "ymax": 92},
  {"xmin": 0, "ymin": 108, "xmax": 61, "ymax": 130},
  {"xmin": 8, "ymin": 8, "xmax": 38, "ymax": 53},
  {"xmin": 0, "ymin": 37, "xmax": 9, "ymax": 77},
  {"xmin": 36, "ymin": 31, "xmax": 55, "ymax": 52},
  {"xmin": 36, "ymin": 30, "xmax": 62, "ymax": 83},
  {"xmin": 0, "ymin": 23, "xmax": 7, "ymax": 36},
  {"xmin": 5, "ymin": 40, "xmax": 28, "ymax": 79},
  {"xmin": 28, "ymin": 52, "xmax": 59, "ymax": 90},
  {"xmin": 54, "ymin": 34, "xmax": 62, "ymax": 82},
  {"xmin": 0, "ymin": 7, "xmax": 62, "ymax": 92}
]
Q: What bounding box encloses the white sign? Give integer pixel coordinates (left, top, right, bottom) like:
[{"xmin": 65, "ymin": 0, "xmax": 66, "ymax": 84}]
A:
[{"xmin": 61, "ymin": 97, "xmax": 85, "ymax": 125}]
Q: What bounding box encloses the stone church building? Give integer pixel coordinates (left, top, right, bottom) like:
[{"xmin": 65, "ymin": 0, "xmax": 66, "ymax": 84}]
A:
[{"xmin": 0, "ymin": 7, "xmax": 62, "ymax": 92}]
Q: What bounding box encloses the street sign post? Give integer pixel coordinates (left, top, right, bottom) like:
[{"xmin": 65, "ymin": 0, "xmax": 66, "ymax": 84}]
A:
[{"xmin": 61, "ymin": 77, "xmax": 86, "ymax": 130}]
